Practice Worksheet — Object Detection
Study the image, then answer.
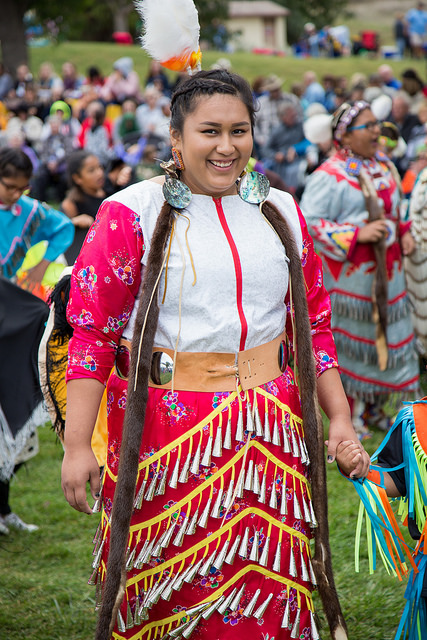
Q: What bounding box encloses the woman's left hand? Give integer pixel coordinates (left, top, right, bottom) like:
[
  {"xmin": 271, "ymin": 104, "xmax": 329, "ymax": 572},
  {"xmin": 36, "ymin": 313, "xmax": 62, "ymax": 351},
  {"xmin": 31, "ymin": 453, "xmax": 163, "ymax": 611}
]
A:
[
  {"xmin": 326, "ymin": 416, "xmax": 371, "ymax": 478},
  {"xmin": 401, "ymin": 230, "xmax": 416, "ymax": 256}
]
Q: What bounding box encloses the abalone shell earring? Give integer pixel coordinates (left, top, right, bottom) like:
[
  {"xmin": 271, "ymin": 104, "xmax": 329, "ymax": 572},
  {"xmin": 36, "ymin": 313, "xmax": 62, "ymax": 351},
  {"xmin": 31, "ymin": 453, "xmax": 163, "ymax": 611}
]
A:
[{"xmin": 237, "ymin": 171, "xmax": 270, "ymax": 204}]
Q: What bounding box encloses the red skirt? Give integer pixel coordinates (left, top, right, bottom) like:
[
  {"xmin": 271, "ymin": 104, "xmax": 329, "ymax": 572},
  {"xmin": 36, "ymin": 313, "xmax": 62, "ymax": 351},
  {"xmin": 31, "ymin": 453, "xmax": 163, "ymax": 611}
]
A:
[{"xmin": 92, "ymin": 366, "xmax": 318, "ymax": 640}]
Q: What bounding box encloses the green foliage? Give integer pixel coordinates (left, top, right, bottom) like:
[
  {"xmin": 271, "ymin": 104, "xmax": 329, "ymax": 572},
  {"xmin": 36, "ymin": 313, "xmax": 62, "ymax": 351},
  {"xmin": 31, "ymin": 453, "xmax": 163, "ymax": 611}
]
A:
[{"xmin": 272, "ymin": 0, "xmax": 349, "ymax": 44}]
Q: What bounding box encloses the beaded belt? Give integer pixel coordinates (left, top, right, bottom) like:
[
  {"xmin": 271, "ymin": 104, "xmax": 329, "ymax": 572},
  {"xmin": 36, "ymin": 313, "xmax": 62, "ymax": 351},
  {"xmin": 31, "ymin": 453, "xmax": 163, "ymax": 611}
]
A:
[{"xmin": 115, "ymin": 333, "xmax": 289, "ymax": 392}]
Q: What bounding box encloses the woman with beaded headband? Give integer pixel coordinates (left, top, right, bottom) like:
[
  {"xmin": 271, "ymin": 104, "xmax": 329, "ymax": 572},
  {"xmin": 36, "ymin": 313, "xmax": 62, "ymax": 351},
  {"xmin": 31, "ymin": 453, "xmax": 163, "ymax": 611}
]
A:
[
  {"xmin": 301, "ymin": 100, "xmax": 419, "ymax": 437},
  {"xmin": 61, "ymin": 3, "xmax": 369, "ymax": 640}
]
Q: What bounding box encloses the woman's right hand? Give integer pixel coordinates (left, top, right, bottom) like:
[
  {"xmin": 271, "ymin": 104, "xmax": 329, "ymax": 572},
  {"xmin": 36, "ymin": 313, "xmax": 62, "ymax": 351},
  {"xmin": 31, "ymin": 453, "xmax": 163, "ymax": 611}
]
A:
[
  {"xmin": 357, "ymin": 219, "xmax": 389, "ymax": 243},
  {"xmin": 61, "ymin": 446, "xmax": 101, "ymax": 514}
]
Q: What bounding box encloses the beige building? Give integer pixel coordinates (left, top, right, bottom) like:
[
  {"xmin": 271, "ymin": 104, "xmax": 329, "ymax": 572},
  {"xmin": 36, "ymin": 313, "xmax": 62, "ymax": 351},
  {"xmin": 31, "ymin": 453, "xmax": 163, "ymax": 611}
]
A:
[{"xmin": 226, "ymin": 1, "xmax": 289, "ymax": 52}]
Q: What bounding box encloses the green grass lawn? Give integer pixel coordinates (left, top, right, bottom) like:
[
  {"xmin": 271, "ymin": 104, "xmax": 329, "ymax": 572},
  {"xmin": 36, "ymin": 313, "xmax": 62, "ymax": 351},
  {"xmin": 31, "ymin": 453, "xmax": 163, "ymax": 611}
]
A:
[
  {"xmin": 28, "ymin": 41, "xmax": 427, "ymax": 94},
  {"xmin": 0, "ymin": 423, "xmax": 410, "ymax": 640}
]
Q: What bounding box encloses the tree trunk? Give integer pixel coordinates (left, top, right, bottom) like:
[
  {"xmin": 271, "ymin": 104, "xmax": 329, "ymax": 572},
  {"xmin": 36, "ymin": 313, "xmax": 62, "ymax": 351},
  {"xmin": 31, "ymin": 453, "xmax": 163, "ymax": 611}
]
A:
[
  {"xmin": 0, "ymin": 0, "xmax": 28, "ymax": 75},
  {"xmin": 105, "ymin": 0, "xmax": 133, "ymax": 33}
]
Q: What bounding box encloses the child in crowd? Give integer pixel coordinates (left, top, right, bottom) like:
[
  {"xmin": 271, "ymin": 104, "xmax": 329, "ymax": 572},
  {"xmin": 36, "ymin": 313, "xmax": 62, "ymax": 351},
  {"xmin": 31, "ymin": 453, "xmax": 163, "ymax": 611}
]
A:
[
  {"xmin": 0, "ymin": 147, "xmax": 74, "ymax": 534},
  {"xmin": 61, "ymin": 150, "xmax": 105, "ymax": 264},
  {"xmin": 336, "ymin": 400, "xmax": 427, "ymax": 639}
]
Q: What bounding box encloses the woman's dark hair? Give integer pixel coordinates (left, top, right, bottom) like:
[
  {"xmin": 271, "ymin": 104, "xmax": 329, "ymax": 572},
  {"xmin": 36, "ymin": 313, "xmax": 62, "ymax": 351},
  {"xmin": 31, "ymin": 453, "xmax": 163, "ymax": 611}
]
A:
[
  {"xmin": 65, "ymin": 149, "xmax": 95, "ymax": 201},
  {"xmin": 0, "ymin": 147, "xmax": 33, "ymax": 179},
  {"xmin": 170, "ymin": 69, "xmax": 257, "ymax": 133}
]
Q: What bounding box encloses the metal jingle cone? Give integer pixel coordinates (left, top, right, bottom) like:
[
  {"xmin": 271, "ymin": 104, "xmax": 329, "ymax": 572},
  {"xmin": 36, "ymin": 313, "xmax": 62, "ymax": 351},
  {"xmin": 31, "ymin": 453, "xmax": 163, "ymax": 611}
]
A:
[
  {"xmin": 156, "ymin": 465, "xmax": 169, "ymax": 496},
  {"xmin": 302, "ymin": 493, "xmax": 311, "ymax": 524},
  {"xmin": 236, "ymin": 410, "xmax": 244, "ymax": 442},
  {"xmin": 183, "ymin": 558, "xmax": 204, "ymax": 584},
  {"xmin": 224, "ymin": 534, "xmax": 241, "ymax": 565},
  {"xmin": 300, "ymin": 551, "xmax": 310, "ymax": 583},
  {"xmin": 309, "ymin": 499, "xmax": 318, "ymax": 527},
  {"xmin": 293, "ymin": 492, "xmax": 303, "ymax": 520},
  {"xmin": 92, "ymin": 495, "xmax": 102, "ymax": 513},
  {"xmin": 134, "ymin": 600, "xmax": 142, "ymax": 625},
  {"xmin": 243, "ymin": 588, "xmax": 261, "ymax": 617},
  {"xmin": 169, "ymin": 617, "xmax": 193, "ymax": 638},
  {"xmin": 258, "ymin": 472, "xmax": 267, "ymax": 504},
  {"xmin": 280, "ymin": 484, "xmax": 288, "ymax": 515},
  {"xmin": 190, "ymin": 443, "xmax": 202, "ymax": 476},
  {"xmin": 290, "ymin": 608, "xmax": 301, "ymax": 638},
  {"xmin": 173, "ymin": 516, "xmax": 189, "ymax": 547},
  {"xmin": 289, "ymin": 545, "xmax": 297, "ymax": 577},
  {"xmin": 310, "ymin": 611, "xmax": 320, "ymax": 640},
  {"xmin": 152, "ymin": 530, "xmax": 168, "ymax": 557},
  {"xmin": 212, "ymin": 425, "xmax": 223, "ymax": 458},
  {"xmin": 145, "ymin": 471, "xmax": 159, "ymax": 501},
  {"xmin": 126, "ymin": 600, "xmax": 134, "ymax": 629},
  {"xmin": 117, "ymin": 608, "xmax": 127, "ymax": 633},
  {"xmin": 308, "ymin": 556, "xmax": 317, "ymax": 586},
  {"xmin": 134, "ymin": 480, "xmax": 147, "ymax": 509},
  {"xmin": 229, "ymin": 582, "xmax": 246, "ymax": 611},
  {"xmin": 263, "ymin": 410, "xmax": 271, "ymax": 443},
  {"xmin": 259, "ymin": 536, "xmax": 270, "ymax": 567},
  {"xmin": 244, "ymin": 460, "xmax": 254, "ymax": 491},
  {"xmin": 223, "ymin": 417, "xmax": 232, "ymax": 449},
  {"xmin": 254, "ymin": 403, "xmax": 263, "ymax": 437},
  {"xmin": 92, "ymin": 532, "xmax": 102, "ymax": 557},
  {"xmin": 223, "ymin": 479, "xmax": 235, "ymax": 510},
  {"xmin": 87, "ymin": 567, "xmax": 99, "ymax": 586},
  {"xmin": 246, "ymin": 402, "xmax": 255, "ymax": 432},
  {"xmin": 181, "ymin": 613, "xmax": 203, "ymax": 639},
  {"xmin": 249, "ymin": 529, "xmax": 260, "ymax": 562},
  {"xmin": 95, "ymin": 580, "xmax": 103, "ymax": 610},
  {"xmin": 92, "ymin": 539, "xmax": 105, "ymax": 570},
  {"xmin": 161, "ymin": 573, "xmax": 180, "ymax": 600},
  {"xmin": 138, "ymin": 605, "xmax": 150, "ymax": 621},
  {"xmin": 138, "ymin": 536, "xmax": 156, "ymax": 566},
  {"xmin": 149, "ymin": 576, "xmax": 171, "ymax": 605},
  {"xmin": 253, "ymin": 592, "xmax": 273, "ymax": 620},
  {"xmin": 273, "ymin": 540, "xmax": 282, "ymax": 572},
  {"xmin": 272, "ymin": 417, "xmax": 281, "ymax": 446},
  {"xmin": 125, "ymin": 544, "xmax": 137, "ymax": 571},
  {"xmin": 186, "ymin": 508, "xmax": 199, "ymax": 536},
  {"xmin": 252, "ymin": 465, "xmax": 260, "ymax": 495},
  {"xmin": 92, "ymin": 521, "xmax": 102, "ymax": 545},
  {"xmin": 212, "ymin": 539, "xmax": 229, "ymax": 571},
  {"xmin": 201, "ymin": 435, "xmax": 213, "ymax": 468},
  {"xmin": 169, "ymin": 457, "xmax": 181, "ymax": 489},
  {"xmin": 217, "ymin": 587, "xmax": 237, "ymax": 614},
  {"xmin": 202, "ymin": 595, "xmax": 225, "ymax": 620},
  {"xmin": 211, "ymin": 488, "xmax": 224, "ymax": 519},
  {"xmin": 282, "ymin": 424, "xmax": 291, "ymax": 454},
  {"xmin": 236, "ymin": 467, "xmax": 245, "ymax": 498},
  {"xmin": 298, "ymin": 434, "xmax": 307, "ymax": 465},
  {"xmin": 178, "ymin": 452, "xmax": 191, "ymax": 483},
  {"xmin": 281, "ymin": 598, "xmax": 290, "ymax": 628},
  {"xmin": 238, "ymin": 526, "xmax": 250, "ymax": 559},
  {"xmin": 290, "ymin": 428, "xmax": 300, "ymax": 458},
  {"xmin": 160, "ymin": 522, "xmax": 177, "ymax": 549},
  {"xmin": 197, "ymin": 497, "xmax": 212, "ymax": 528},
  {"xmin": 185, "ymin": 603, "xmax": 210, "ymax": 617},
  {"xmin": 301, "ymin": 438, "xmax": 310, "ymax": 465},
  {"xmin": 269, "ymin": 484, "xmax": 278, "ymax": 510},
  {"xmin": 199, "ymin": 548, "xmax": 217, "ymax": 577}
]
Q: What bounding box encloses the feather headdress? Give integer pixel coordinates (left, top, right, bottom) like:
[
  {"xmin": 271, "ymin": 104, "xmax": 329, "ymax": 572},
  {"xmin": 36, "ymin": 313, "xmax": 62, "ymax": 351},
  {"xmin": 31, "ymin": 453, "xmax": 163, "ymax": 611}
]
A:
[{"xmin": 136, "ymin": 0, "xmax": 202, "ymax": 73}]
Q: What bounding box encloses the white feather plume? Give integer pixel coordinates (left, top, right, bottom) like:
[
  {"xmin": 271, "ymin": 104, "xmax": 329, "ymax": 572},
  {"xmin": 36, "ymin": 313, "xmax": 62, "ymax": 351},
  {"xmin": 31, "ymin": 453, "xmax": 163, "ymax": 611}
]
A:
[{"xmin": 136, "ymin": 0, "xmax": 200, "ymax": 64}]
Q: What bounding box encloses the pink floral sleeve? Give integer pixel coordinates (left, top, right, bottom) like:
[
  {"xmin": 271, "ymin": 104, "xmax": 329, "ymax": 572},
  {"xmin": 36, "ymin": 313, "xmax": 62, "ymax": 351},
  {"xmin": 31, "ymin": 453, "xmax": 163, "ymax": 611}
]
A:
[
  {"xmin": 285, "ymin": 204, "xmax": 339, "ymax": 377},
  {"xmin": 66, "ymin": 199, "xmax": 145, "ymax": 385}
]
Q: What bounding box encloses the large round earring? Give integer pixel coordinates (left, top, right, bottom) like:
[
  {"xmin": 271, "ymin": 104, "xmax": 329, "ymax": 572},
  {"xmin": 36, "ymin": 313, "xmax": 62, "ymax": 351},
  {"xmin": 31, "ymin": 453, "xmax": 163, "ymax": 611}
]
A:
[
  {"xmin": 237, "ymin": 170, "xmax": 270, "ymax": 204},
  {"xmin": 171, "ymin": 147, "xmax": 185, "ymax": 171},
  {"xmin": 160, "ymin": 158, "xmax": 192, "ymax": 209}
]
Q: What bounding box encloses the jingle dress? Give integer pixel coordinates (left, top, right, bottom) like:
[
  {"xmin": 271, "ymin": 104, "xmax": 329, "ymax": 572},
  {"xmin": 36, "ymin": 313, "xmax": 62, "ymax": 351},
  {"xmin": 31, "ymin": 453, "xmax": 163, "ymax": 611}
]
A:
[
  {"xmin": 66, "ymin": 181, "xmax": 339, "ymax": 640},
  {"xmin": 300, "ymin": 151, "xmax": 419, "ymax": 405}
]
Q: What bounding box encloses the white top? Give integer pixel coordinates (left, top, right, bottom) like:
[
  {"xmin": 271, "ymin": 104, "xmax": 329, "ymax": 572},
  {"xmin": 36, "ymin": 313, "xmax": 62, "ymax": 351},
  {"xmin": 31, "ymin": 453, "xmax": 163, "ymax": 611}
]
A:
[{"xmin": 108, "ymin": 181, "xmax": 302, "ymax": 353}]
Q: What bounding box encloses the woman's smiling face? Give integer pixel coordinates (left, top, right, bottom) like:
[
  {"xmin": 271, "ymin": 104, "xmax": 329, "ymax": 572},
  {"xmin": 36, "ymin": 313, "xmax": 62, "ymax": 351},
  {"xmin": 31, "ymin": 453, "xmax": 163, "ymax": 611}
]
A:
[{"xmin": 170, "ymin": 93, "xmax": 253, "ymax": 198}]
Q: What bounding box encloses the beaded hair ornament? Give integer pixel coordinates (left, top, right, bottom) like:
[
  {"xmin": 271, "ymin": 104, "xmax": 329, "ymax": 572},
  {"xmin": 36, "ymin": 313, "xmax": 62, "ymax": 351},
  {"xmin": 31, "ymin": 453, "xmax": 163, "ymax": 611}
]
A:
[{"xmin": 332, "ymin": 100, "xmax": 370, "ymax": 143}]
